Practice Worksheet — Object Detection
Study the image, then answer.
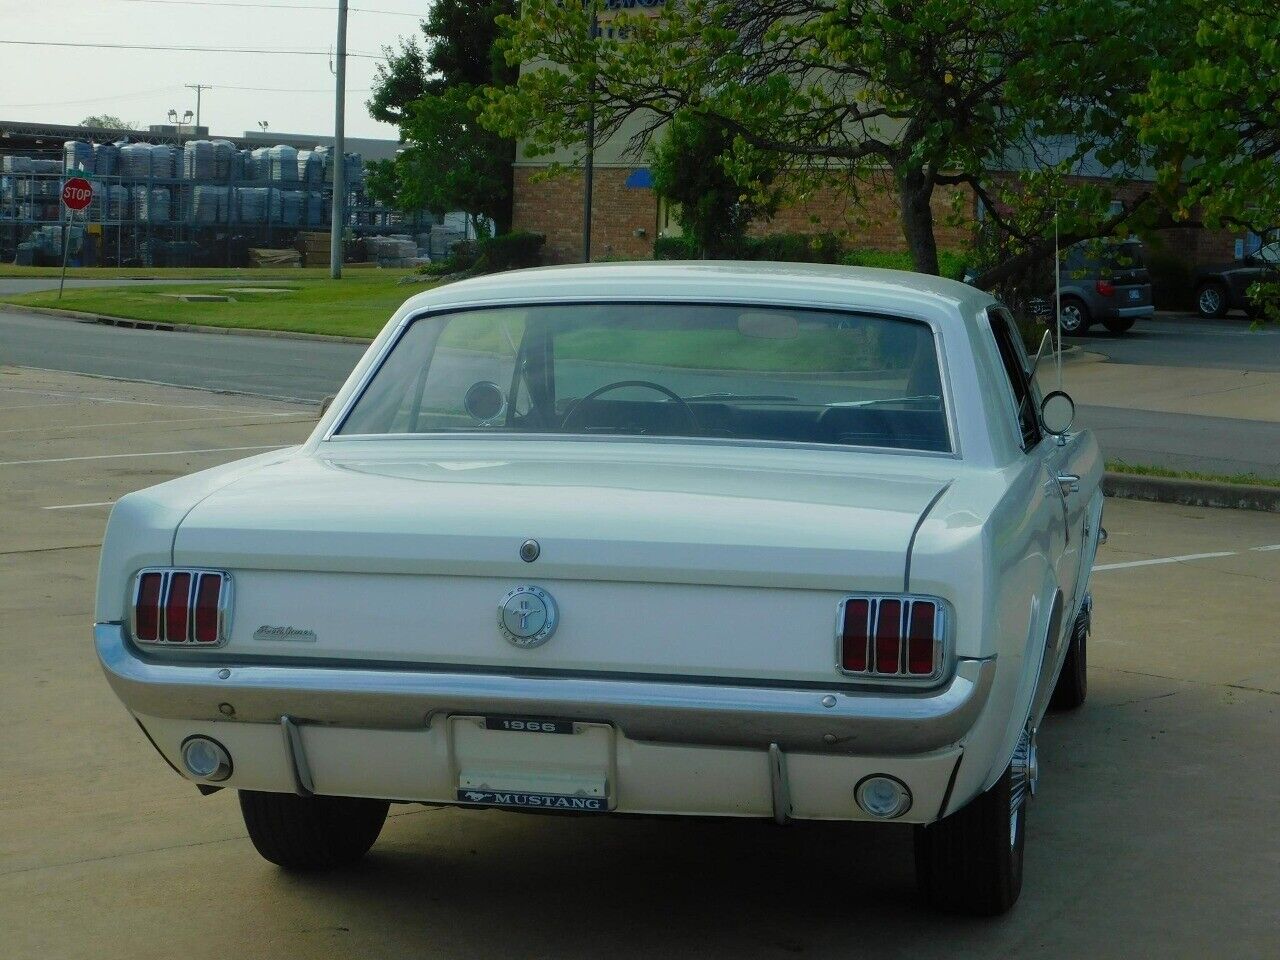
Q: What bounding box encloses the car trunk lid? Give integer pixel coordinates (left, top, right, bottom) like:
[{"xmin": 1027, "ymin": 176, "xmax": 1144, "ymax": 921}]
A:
[{"xmin": 172, "ymin": 444, "xmax": 952, "ymax": 682}]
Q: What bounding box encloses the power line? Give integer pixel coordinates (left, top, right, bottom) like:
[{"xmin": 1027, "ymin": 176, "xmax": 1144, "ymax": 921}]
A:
[
  {"xmin": 0, "ymin": 39, "xmax": 382, "ymax": 58},
  {"xmin": 112, "ymin": 0, "xmax": 423, "ymax": 15},
  {"xmin": 0, "ymin": 84, "xmax": 371, "ymax": 109}
]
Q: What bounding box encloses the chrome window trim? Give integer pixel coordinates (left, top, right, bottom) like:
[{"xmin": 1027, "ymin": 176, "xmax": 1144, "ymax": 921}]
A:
[
  {"xmin": 129, "ymin": 567, "xmax": 234, "ymax": 647},
  {"xmin": 323, "ymin": 300, "xmax": 963, "ymax": 459},
  {"xmin": 834, "ymin": 593, "xmax": 952, "ymax": 687}
]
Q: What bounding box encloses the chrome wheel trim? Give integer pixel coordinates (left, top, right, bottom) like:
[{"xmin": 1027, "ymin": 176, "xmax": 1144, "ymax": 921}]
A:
[
  {"xmin": 1059, "ymin": 304, "xmax": 1083, "ymax": 332},
  {"xmin": 1008, "ymin": 727, "xmax": 1037, "ymax": 848},
  {"xmin": 1199, "ymin": 287, "xmax": 1222, "ymax": 314}
]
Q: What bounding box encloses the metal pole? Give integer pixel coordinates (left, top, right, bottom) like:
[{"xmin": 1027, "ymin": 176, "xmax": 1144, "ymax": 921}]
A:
[
  {"xmin": 330, "ymin": 0, "xmax": 348, "ymax": 279},
  {"xmin": 581, "ymin": 4, "xmax": 597, "ymax": 263},
  {"xmin": 185, "ymin": 85, "xmax": 209, "ymax": 131},
  {"xmin": 57, "ymin": 205, "xmax": 70, "ymax": 300}
]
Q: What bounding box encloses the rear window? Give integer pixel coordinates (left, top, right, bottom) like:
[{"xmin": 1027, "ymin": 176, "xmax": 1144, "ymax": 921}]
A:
[{"xmin": 335, "ymin": 303, "xmax": 951, "ymax": 452}]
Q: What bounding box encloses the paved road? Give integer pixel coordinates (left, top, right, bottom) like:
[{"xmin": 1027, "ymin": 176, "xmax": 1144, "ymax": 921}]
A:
[
  {"xmin": 3, "ymin": 369, "xmax": 1278, "ymax": 959},
  {"xmin": 0, "ymin": 308, "xmax": 360, "ymax": 401},
  {"xmin": 1075, "ymin": 312, "xmax": 1280, "ymax": 371},
  {"xmin": 1, "ymin": 307, "xmax": 1276, "ymax": 475},
  {"xmin": 0, "ymin": 277, "xmax": 219, "ymax": 296}
]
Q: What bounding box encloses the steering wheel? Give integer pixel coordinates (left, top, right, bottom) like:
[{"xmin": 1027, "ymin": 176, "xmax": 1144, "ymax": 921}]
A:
[{"xmin": 560, "ymin": 380, "xmax": 698, "ymax": 433}]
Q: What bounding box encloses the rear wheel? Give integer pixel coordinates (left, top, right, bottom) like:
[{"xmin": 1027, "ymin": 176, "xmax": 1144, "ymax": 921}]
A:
[
  {"xmin": 1050, "ymin": 603, "xmax": 1089, "ymax": 710},
  {"xmin": 239, "ymin": 790, "xmax": 389, "ymax": 870},
  {"xmin": 914, "ymin": 737, "xmax": 1034, "ymax": 916},
  {"xmin": 1196, "ymin": 282, "xmax": 1227, "ymax": 318},
  {"xmin": 1058, "ymin": 297, "xmax": 1091, "ymax": 335},
  {"xmin": 1102, "ymin": 315, "xmax": 1136, "ymax": 334}
]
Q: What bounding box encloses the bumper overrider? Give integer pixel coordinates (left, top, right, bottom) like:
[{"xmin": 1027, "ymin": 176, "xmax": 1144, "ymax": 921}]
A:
[{"xmin": 96, "ymin": 624, "xmax": 996, "ymax": 822}]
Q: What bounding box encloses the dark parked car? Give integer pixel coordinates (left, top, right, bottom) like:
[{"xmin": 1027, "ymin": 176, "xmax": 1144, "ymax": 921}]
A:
[
  {"xmin": 1057, "ymin": 239, "xmax": 1153, "ymax": 335},
  {"xmin": 1193, "ymin": 240, "xmax": 1280, "ymax": 318}
]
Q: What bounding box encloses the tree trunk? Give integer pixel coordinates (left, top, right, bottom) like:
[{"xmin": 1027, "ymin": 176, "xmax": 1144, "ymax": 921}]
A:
[{"xmin": 898, "ymin": 170, "xmax": 940, "ymax": 275}]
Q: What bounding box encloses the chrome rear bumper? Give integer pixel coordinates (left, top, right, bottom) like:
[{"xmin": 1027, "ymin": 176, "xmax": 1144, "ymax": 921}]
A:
[{"xmin": 95, "ymin": 624, "xmax": 994, "ymax": 756}]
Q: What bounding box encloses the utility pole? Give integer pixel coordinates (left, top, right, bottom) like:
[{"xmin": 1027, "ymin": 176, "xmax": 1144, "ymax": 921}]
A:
[
  {"xmin": 330, "ymin": 0, "xmax": 348, "ymax": 279},
  {"xmin": 581, "ymin": 3, "xmax": 598, "ymax": 263},
  {"xmin": 184, "ymin": 84, "xmax": 211, "ymax": 131}
]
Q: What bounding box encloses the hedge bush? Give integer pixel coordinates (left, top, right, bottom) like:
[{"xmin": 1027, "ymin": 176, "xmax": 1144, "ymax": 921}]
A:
[
  {"xmin": 476, "ymin": 231, "xmax": 546, "ymax": 271},
  {"xmin": 841, "ymin": 248, "xmax": 970, "ymax": 281}
]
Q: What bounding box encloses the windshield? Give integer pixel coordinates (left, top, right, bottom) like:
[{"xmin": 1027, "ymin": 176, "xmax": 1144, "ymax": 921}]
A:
[{"xmin": 335, "ymin": 303, "xmax": 950, "ymax": 453}]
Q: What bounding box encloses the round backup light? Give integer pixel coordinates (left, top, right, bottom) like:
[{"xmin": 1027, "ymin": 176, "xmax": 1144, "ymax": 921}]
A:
[
  {"xmin": 855, "ymin": 775, "xmax": 912, "ymax": 819},
  {"xmin": 181, "ymin": 736, "xmax": 232, "ymax": 782}
]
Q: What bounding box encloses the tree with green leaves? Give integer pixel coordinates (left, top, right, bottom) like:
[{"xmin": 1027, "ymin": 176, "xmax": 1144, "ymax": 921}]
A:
[
  {"xmin": 1140, "ymin": 1, "xmax": 1280, "ymax": 228},
  {"xmin": 482, "ymin": 0, "xmax": 1188, "ymax": 285},
  {"xmin": 1138, "ymin": 1, "xmax": 1280, "ymax": 319},
  {"xmin": 649, "ymin": 113, "xmax": 783, "ymax": 256},
  {"xmin": 366, "ymin": 0, "xmax": 518, "ymax": 232},
  {"xmin": 80, "ymin": 115, "xmax": 137, "ymax": 130}
]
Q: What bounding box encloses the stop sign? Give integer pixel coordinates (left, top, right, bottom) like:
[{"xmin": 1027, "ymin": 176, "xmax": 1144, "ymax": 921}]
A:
[{"xmin": 61, "ymin": 177, "xmax": 93, "ymax": 211}]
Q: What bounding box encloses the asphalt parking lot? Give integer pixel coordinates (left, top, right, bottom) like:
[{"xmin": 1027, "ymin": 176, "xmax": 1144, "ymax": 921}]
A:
[{"xmin": 1, "ymin": 366, "xmax": 1277, "ymax": 960}]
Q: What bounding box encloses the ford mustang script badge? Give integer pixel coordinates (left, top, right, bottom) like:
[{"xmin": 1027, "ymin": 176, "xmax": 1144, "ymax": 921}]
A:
[{"xmin": 498, "ymin": 585, "xmax": 558, "ymax": 648}]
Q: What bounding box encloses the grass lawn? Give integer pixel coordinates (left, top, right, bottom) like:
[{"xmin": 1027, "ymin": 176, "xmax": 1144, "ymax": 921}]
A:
[
  {"xmin": 1107, "ymin": 459, "xmax": 1280, "ymax": 489},
  {"xmin": 1, "ymin": 273, "xmax": 426, "ymax": 339}
]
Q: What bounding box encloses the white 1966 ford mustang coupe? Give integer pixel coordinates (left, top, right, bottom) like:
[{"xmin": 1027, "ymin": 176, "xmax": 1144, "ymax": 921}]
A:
[{"xmin": 95, "ymin": 262, "xmax": 1102, "ymax": 915}]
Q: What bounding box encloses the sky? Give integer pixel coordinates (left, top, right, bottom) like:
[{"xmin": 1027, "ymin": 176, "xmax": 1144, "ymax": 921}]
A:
[{"xmin": 0, "ymin": 0, "xmax": 425, "ymax": 141}]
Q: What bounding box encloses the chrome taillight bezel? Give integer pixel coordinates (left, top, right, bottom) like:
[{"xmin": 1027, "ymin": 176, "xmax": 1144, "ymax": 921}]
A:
[
  {"xmin": 129, "ymin": 568, "xmax": 233, "ymax": 646},
  {"xmin": 834, "ymin": 594, "xmax": 951, "ymax": 685}
]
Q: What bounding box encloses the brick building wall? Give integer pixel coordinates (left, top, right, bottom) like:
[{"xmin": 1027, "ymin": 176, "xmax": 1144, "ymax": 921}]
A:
[
  {"xmin": 512, "ymin": 167, "xmax": 656, "ymax": 263},
  {"xmin": 514, "ymin": 164, "xmax": 1238, "ymax": 268}
]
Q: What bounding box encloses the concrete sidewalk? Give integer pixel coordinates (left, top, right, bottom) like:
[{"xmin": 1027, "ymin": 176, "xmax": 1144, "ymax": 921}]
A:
[{"xmin": 1058, "ymin": 352, "xmax": 1280, "ymax": 424}]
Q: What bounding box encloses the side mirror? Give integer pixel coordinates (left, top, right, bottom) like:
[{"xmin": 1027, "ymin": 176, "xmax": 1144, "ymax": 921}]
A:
[
  {"xmin": 318, "ymin": 395, "xmax": 335, "ymax": 419},
  {"xmin": 1040, "ymin": 390, "xmax": 1075, "ymax": 437}
]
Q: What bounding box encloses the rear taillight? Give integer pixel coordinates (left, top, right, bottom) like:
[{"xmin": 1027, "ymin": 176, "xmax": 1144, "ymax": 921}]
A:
[
  {"xmin": 131, "ymin": 569, "xmax": 230, "ymax": 645},
  {"xmin": 839, "ymin": 596, "xmax": 945, "ymax": 682},
  {"xmin": 1095, "ymin": 279, "xmax": 1115, "ymax": 296}
]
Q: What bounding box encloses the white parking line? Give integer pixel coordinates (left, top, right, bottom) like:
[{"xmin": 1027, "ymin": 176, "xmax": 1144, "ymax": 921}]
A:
[
  {"xmin": 42, "ymin": 501, "xmax": 115, "ymax": 510},
  {"xmin": 1251, "ymin": 544, "xmax": 1280, "ymax": 552},
  {"xmin": 0, "ymin": 444, "xmax": 287, "ymax": 467},
  {"xmin": 0, "ymin": 386, "xmax": 302, "ymax": 415},
  {"xmin": 1095, "ymin": 550, "xmax": 1238, "ymax": 571},
  {"xmin": 0, "ymin": 413, "xmax": 311, "ymax": 435}
]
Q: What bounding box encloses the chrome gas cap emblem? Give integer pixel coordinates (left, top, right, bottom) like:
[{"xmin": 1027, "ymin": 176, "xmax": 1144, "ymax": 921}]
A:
[{"xmin": 498, "ymin": 585, "xmax": 558, "ymax": 648}]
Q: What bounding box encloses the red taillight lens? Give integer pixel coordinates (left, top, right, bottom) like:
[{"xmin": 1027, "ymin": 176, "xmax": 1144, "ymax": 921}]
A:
[
  {"xmin": 875, "ymin": 599, "xmax": 902, "ymax": 673},
  {"xmin": 839, "ymin": 596, "xmax": 944, "ymax": 680},
  {"xmin": 841, "ymin": 598, "xmax": 869, "ymax": 671},
  {"xmin": 133, "ymin": 569, "xmax": 226, "ymax": 644},
  {"xmin": 193, "ymin": 573, "xmax": 223, "ymax": 643},
  {"xmin": 1095, "ymin": 279, "xmax": 1115, "ymax": 296},
  {"xmin": 135, "ymin": 572, "xmax": 163, "ymax": 642},
  {"xmin": 165, "ymin": 572, "xmax": 192, "ymax": 642},
  {"xmin": 907, "ymin": 601, "xmax": 936, "ymax": 675}
]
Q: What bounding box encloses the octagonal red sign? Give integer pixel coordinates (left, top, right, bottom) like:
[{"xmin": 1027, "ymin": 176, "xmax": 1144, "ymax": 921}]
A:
[{"xmin": 61, "ymin": 177, "xmax": 93, "ymax": 211}]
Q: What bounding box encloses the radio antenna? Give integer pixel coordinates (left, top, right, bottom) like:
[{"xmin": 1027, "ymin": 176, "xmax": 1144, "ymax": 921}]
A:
[{"xmin": 1054, "ymin": 211, "xmax": 1063, "ymax": 389}]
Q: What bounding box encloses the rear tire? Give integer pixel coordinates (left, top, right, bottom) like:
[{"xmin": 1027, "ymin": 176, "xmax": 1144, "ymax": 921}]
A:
[
  {"xmin": 914, "ymin": 762, "xmax": 1026, "ymax": 916},
  {"xmin": 1102, "ymin": 315, "xmax": 1136, "ymax": 334},
  {"xmin": 1058, "ymin": 297, "xmax": 1091, "ymax": 335},
  {"xmin": 1196, "ymin": 282, "xmax": 1227, "ymax": 318},
  {"xmin": 1050, "ymin": 604, "xmax": 1089, "ymax": 710},
  {"xmin": 239, "ymin": 790, "xmax": 389, "ymax": 870}
]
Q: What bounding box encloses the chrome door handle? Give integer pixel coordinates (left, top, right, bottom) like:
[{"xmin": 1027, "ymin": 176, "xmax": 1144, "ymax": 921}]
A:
[{"xmin": 1057, "ymin": 473, "xmax": 1080, "ymax": 495}]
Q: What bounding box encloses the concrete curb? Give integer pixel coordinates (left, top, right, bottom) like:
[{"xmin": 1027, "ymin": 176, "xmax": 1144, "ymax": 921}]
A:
[
  {"xmin": 0, "ymin": 303, "xmax": 373, "ymax": 345},
  {"xmin": 1104, "ymin": 471, "xmax": 1280, "ymax": 513}
]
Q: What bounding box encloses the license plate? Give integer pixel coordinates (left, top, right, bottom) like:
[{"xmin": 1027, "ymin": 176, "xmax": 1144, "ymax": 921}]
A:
[
  {"xmin": 484, "ymin": 715, "xmax": 575, "ymax": 735},
  {"xmin": 455, "ymin": 788, "xmax": 608, "ymax": 811},
  {"xmin": 1129, "ymin": 289, "xmax": 1140, "ymax": 300}
]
